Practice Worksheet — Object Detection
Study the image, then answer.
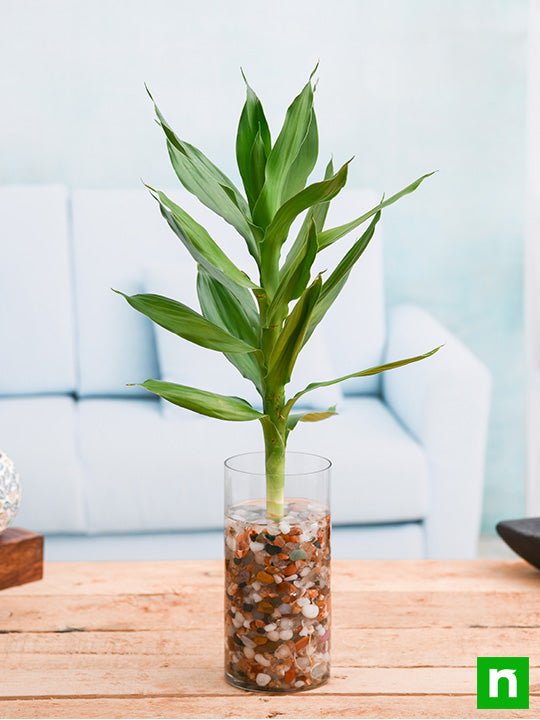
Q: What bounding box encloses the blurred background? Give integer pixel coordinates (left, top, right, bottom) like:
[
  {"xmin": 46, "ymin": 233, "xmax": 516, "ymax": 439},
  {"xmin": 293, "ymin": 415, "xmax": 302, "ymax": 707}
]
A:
[{"xmin": 0, "ymin": 0, "xmax": 532, "ymax": 558}]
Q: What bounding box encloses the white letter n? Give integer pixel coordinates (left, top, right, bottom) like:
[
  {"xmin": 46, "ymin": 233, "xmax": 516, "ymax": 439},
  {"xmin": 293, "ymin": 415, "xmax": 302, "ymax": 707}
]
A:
[{"xmin": 489, "ymin": 668, "xmax": 518, "ymax": 698}]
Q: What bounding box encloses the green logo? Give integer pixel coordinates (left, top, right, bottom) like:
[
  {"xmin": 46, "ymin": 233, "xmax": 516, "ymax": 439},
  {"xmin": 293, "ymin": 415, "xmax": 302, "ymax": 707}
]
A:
[{"xmin": 477, "ymin": 657, "xmax": 529, "ymax": 709}]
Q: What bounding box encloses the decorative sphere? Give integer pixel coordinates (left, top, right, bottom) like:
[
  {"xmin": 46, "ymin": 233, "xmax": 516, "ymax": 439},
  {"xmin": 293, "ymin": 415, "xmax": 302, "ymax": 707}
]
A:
[{"xmin": 0, "ymin": 451, "xmax": 21, "ymax": 532}]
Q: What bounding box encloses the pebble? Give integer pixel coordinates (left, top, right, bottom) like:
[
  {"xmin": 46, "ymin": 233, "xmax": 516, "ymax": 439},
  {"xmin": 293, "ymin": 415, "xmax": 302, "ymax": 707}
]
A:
[
  {"xmin": 254, "ymin": 653, "xmax": 271, "ymax": 667},
  {"xmin": 278, "ymin": 603, "xmax": 291, "ymax": 614},
  {"xmin": 273, "ymin": 575, "xmax": 283, "ymax": 584},
  {"xmin": 301, "ymin": 603, "xmax": 320, "ymax": 619},
  {"xmin": 275, "ymin": 644, "xmax": 291, "ymax": 659},
  {"xmin": 311, "ymin": 663, "xmax": 326, "ymax": 679},
  {"xmin": 268, "ymin": 630, "xmax": 280, "ymax": 642},
  {"xmin": 244, "ymin": 646, "xmax": 255, "ymax": 659},
  {"xmin": 290, "ymin": 548, "xmax": 307, "ymax": 561},
  {"xmin": 249, "ymin": 541, "xmax": 265, "ymax": 552},
  {"xmin": 297, "ymin": 597, "xmax": 310, "ymax": 607},
  {"xmin": 256, "ymin": 672, "xmax": 271, "ymax": 687},
  {"xmin": 294, "ymin": 680, "xmax": 305, "ymax": 688},
  {"xmin": 284, "ymin": 574, "xmax": 298, "ymax": 581},
  {"xmin": 279, "ymin": 629, "xmax": 293, "ymax": 641},
  {"xmin": 279, "ymin": 521, "xmax": 291, "ymax": 534},
  {"xmin": 264, "ymin": 623, "xmax": 277, "ymax": 631}
]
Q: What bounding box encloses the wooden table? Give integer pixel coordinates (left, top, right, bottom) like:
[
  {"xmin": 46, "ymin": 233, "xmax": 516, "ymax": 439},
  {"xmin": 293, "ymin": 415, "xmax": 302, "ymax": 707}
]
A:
[{"xmin": 0, "ymin": 560, "xmax": 539, "ymax": 718}]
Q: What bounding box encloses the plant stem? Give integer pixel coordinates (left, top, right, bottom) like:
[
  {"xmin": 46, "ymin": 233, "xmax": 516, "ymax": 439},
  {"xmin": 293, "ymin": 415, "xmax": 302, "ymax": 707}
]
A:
[
  {"xmin": 265, "ymin": 438, "xmax": 286, "ymax": 520},
  {"xmin": 262, "ymin": 389, "xmax": 287, "ymax": 520}
]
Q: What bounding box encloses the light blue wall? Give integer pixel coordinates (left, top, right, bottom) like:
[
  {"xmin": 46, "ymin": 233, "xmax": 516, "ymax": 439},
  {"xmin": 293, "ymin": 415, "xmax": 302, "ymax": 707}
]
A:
[{"xmin": 0, "ymin": 0, "xmax": 528, "ymax": 529}]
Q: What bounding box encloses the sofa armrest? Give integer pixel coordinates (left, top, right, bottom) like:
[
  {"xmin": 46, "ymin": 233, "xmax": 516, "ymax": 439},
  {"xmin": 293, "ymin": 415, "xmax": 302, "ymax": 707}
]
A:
[{"xmin": 382, "ymin": 305, "xmax": 491, "ymax": 558}]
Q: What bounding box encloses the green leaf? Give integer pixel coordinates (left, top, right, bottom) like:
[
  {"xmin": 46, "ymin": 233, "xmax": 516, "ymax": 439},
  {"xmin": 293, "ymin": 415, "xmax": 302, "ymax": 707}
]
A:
[
  {"xmin": 260, "ymin": 160, "xmax": 350, "ymax": 287},
  {"xmin": 138, "ymin": 379, "xmax": 264, "ymax": 422},
  {"xmin": 304, "ymin": 211, "xmax": 381, "ymax": 344},
  {"xmin": 146, "ymin": 87, "xmax": 259, "ymax": 260},
  {"xmin": 281, "ymin": 109, "xmax": 318, "ymax": 202},
  {"xmin": 236, "ymin": 75, "xmax": 271, "ymax": 209},
  {"xmin": 267, "ymin": 274, "xmax": 323, "ymax": 386},
  {"xmin": 147, "ymin": 187, "xmax": 256, "ymax": 295},
  {"xmin": 318, "ymin": 172, "xmax": 435, "ymax": 251},
  {"xmin": 287, "ymin": 347, "xmax": 443, "ymax": 410},
  {"xmin": 113, "ymin": 290, "xmax": 256, "ymax": 354},
  {"xmin": 252, "ymin": 72, "xmax": 316, "ymax": 228},
  {"xmin": 266, "ymin": 219, "xmax": 318, "ymax": 325},
  {"xmin": 281, "ymin": 157, "xmax": 334, "ymax": 282},
  {"xmin": 197, "ymin": 267, "xmax": 263, "ymax": 392},
  {"xmin": 287, "ymin": 405, "xmax": 337, "ymax": 432}
]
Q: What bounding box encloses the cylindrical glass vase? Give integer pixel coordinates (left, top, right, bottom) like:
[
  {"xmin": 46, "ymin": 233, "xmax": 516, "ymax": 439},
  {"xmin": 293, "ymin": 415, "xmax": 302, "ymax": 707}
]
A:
[{"xmin": 224, "ymin": 452, "xmax": 331, "ymax": 693}]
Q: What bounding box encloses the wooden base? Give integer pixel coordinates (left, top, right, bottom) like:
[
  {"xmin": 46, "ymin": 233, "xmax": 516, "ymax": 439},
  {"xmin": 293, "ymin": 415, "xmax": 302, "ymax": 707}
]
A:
[{"xmin": 0, "ymin": 528, "xmax": 43, "ymax": 590}]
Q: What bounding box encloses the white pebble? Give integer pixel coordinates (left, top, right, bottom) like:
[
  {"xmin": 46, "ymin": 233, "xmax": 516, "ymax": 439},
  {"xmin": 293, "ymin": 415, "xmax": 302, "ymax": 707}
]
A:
[
  {"xmin": 300, "ymin": 567, "xmax": 311, "ymax": 577},
  {"xmin": 243, "ymin": 620, "xmax": 250, "ymax": 628},
  {"xmin": 273, "ymin": 575, "xmax": 283, "ymax": 584},
  {"xmin": 275, "ymin": 644, "xmax": 291, "ymax": 659},
  {"xmin": 316, "ymin": 624, "xmax": 326, "ymax": 636},
  {"xmin": 250, "ymin": 541, "xmax": 265, "ymax": 553},
  {"xmin": 268, "ymin": 630, "xmax": 280, "ymax": 642},
  {"xmin": 294, "ymin": 680, "xmax": 305, "ymax": 688},
  {"xmin": 252, "ymin": 582, "xmax": 261, "ymax": 591},
  {"xmin": 278, "ymin": 603, "xmax": 291, "ymax": 614},
  {"xmin": 284, "ymin": 574, "xmax": 298, "ymax": 582},
  {"xmin": 264, "ymin": 623, "xmax": 277, "ymax": 631},
  {"xmin": 254, "ymin": 653, "xmax": 271, "ymax": 667},
  {"xmin": 279, "ymin": 629, "xmax": 293, "ymax": 640},
  {"xmin": 256, "ymin": 672, "xmax": 271, "ymax": 687},
  {"xmin": 299, "ymin": 533, "xmax": 311, "ymax": 542},
  {"xmin": 297, "ymin": 597, "xmax": 309, "ymax": 607},
  {"xmin": 280, "ymin": 618, "xmax": 293, "ymax": 629},
  {"xmin": 252, "ymin": 593, "xmax": 262, "ymax": 603},
  {"xmin": 299, "ymin": 626, "xmax": 309, "ymax": 636},
  {"xmin": 279, "ymin": 521, "xmax": 291, "ymax": 534},
  {"xmin": 302, "ymin": 604, "xmax": 320, "ymax": 619},
  {"xmin": 243, "ymin": 646, "xmax": 255, "ymax": 659},
  {"xmin": 297, "ymin": 656, "xmax": 310, "ymax": 669},
  {"xmin": 226, "ymin": 536, "xmax": 236, "ymax": 551}
]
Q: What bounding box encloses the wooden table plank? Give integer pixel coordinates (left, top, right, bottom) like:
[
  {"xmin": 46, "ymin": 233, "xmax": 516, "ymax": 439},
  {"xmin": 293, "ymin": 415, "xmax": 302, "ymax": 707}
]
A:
[
  {"xmin": 2, "ymin": 626, "xmax": 539, "ymax": 667},
  {"xmin": 1, "ymin": 559, "xmax": 538, "ymax": 718},
  {"xmin": 0, "ymin": 695, "xmax": 538, "ymax": 719}
]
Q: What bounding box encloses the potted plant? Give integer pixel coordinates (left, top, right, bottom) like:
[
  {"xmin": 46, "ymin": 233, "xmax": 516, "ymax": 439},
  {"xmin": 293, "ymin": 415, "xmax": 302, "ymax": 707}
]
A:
[{"xmin": 116, "ymin": 68, "xmax": 438, "ymax": 693}]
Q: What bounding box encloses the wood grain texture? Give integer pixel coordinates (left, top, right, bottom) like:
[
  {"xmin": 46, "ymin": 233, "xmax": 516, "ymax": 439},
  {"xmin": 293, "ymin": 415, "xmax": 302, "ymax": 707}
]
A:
[
  {"xmin": 0, "ymin": 528, "xmax": 43, "ymax": 590},
  {"xmin": 0, "ymin": 559, "xmax": 539, "ymax": 718}
]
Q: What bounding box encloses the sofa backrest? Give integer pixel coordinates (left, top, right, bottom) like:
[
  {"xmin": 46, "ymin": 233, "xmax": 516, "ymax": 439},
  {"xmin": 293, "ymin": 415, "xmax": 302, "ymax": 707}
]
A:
[
  {"xmin": 0, "ymin": 185, "xmax": 77, "ymax": 395},
  {"xmin": 70, "ymin": 186, "xmax": 386, "ymax": 398}
]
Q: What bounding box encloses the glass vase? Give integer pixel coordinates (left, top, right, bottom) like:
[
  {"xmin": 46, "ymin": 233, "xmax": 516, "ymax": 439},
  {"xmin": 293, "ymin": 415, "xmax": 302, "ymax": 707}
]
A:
[{"xmin": 224, "ymin": 451, "xmax": 331, "ymax": 693}]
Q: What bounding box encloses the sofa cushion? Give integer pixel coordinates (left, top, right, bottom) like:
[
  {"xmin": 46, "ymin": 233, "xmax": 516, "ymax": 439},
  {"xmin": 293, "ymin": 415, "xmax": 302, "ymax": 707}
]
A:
[
  {"xmin": 0, "ymin": 186, "xmax": 76, "ymax": 395},
  {"xmin": 0, "ymin": 396, "xmax": 86, "ymax": 533},
  {"xmin": 77, "ymin": 395, "xmax": 427, "ymax": 534},
  {"xmin": 146, "ymin": 263, "xmax": 342, "ymax": 411}
]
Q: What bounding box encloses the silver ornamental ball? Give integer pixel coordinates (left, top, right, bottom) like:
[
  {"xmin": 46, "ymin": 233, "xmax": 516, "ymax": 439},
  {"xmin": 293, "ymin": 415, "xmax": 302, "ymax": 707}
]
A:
[{"xmin": 0, "ymin": 451, "xmax": 21, "ymax": 532}]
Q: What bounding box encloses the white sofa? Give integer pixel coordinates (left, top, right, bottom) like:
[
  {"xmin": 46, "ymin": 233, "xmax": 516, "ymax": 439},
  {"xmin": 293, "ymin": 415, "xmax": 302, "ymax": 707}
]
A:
[{"xmin": 0, "ymin": 185, "xmax": 491, "ymax": 560}]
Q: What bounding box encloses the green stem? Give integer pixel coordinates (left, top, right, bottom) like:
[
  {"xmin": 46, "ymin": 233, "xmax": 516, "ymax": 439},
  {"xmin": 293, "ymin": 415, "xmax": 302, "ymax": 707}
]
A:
[{"xmin": 262, "ymin": 391, "xmax": 287, "ymax": 520}]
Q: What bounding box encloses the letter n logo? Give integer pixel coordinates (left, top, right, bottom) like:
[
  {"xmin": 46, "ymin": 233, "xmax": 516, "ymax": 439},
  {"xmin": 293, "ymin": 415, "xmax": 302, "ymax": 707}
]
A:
[{"xmin": 477, "ymin": 657, "xmax": 529, "ymax": 709}]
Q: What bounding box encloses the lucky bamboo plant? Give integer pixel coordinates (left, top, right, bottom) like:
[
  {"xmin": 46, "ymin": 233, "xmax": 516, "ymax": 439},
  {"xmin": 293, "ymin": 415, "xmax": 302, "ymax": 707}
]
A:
[{"xmin": 116, "ymin": 68, "xmax": 439, "ymax": 519}]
